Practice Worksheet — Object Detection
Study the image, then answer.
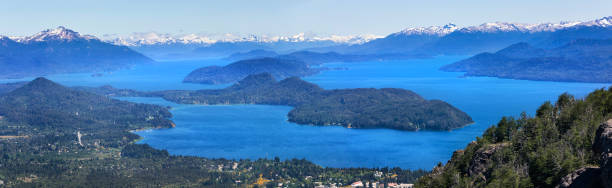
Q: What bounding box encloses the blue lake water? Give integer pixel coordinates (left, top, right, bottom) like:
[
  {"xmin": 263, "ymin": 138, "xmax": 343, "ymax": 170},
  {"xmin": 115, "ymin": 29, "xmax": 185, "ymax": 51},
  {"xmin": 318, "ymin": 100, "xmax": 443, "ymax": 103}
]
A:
[
  {"xmin": 0, "ymin": 59, "xmax": 232, "ymax": 91},
  {"xmin": 3, "ymin": 56, "xmax": 609, "ymax": 170}
]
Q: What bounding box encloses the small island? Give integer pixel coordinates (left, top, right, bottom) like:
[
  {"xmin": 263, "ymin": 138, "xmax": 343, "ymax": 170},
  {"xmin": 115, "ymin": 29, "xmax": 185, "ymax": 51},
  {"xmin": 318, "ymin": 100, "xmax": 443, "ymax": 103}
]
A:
[
  {"xmin": 441, "ymin": 39, "xmax": 612, "ymax": 83},
  {"xmin": 183, "ymin": 57, "xmax": 321, "ymax": 84}
]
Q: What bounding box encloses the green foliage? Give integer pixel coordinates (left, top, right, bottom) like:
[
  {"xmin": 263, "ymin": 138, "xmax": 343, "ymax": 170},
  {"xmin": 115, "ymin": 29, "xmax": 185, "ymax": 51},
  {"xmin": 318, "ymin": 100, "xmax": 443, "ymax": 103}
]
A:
[
  {"xmin": 0, "ymin": 78, "xmax": 173, "ymax": 147},
  {"xmin": 416, "ymin": 87, "xmax": 612, "ymax": 188},
  {"xmin": 121, "ymin": 144, "xmax": 169, "ymax": 159}
]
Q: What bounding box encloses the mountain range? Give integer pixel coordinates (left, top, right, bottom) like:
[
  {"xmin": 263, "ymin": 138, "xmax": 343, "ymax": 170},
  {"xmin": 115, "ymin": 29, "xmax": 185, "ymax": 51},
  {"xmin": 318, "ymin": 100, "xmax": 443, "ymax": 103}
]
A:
[
  {"xmin": 97, "ymin": 16, "xmax": 612, "ymax": 60},
  {"xmin": 104, "ymin": 33, "xmax": 382, "ymax": 60},
  {"xmin": 322, "ymin": 16, "xmax": 612, "ymax": 55},
  {"xmin": 1, "ymin": 16, "xmax": 610, "ymax": 81},
  {"xmin": 105, "ymin": 32, "xmax": 381, "ymax": 46},
  {"xmin": 0, "ymin": 27, "xmax": 153, "ymax": 79}
]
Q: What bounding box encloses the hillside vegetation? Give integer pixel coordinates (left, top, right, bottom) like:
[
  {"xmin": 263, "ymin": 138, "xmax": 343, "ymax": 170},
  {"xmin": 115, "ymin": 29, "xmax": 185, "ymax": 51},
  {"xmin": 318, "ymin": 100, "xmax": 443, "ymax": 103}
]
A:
[{"xmin": 416, "ymin": 87, "xmax": 612, "ymax": 187}]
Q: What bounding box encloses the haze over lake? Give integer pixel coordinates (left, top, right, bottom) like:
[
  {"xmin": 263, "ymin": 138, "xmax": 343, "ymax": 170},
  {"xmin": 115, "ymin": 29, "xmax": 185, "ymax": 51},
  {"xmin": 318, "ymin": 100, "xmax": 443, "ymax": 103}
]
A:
[{"xmin": 4, "ymin": 56, "xmax": 608, "ymax": 169}]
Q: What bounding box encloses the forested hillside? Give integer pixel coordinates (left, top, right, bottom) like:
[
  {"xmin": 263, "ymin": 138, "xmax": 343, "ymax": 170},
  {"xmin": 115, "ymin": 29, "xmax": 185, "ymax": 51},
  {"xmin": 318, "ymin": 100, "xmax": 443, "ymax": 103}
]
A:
[{"xmin": 416, "ymin": 87, "xmax": 612, "ymax": 187}]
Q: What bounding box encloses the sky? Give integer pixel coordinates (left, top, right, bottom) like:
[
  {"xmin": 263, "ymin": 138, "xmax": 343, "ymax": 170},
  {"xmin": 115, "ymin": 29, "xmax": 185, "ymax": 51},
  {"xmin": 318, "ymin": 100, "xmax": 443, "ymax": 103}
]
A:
[{"xmin": 1, "ymin": 0, "xmax": 611, "ymax": 37}]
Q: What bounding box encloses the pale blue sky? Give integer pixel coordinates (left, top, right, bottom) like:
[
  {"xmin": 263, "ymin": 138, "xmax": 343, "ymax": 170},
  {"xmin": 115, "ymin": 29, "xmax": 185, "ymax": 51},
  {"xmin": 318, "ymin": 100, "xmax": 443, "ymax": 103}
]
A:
[{"xmin": 1, "ymin": 0, "xmax": 610, "ymax": 37}]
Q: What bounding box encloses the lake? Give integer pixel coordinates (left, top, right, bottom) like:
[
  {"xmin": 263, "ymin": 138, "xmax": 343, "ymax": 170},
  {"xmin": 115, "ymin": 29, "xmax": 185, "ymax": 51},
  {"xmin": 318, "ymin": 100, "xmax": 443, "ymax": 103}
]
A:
[{"xmin": 3, "ymin": 56, "xmax": 608, "ymax": 170}]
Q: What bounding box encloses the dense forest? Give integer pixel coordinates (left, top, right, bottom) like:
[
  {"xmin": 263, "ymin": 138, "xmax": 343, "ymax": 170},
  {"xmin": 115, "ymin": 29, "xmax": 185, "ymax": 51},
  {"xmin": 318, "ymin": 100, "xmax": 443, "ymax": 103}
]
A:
[
  {"xmin": 0, "ymin": 78, "xmax": 428, "ymax": 187},
  {"xmin": 0, "ymin": 78, "xmax": 174, "ymax": 147},
  {"xmin": 416, "ymin": 87, "xmax": 612, "ymax": 187},
  {"xmin": 87, "ymin": 73, "xmax": 473, "ymax": 131},
  {"xmin": 441, "ymin": 39, "xmax": 612, "ymax": 83}
]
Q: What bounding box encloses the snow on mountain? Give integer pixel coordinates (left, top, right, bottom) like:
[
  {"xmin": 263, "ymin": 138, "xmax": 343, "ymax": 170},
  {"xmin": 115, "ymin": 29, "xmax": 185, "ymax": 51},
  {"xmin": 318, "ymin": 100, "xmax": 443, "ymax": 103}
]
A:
[
  {"xmin": 102, "ymin": 32, "xmax": 383, "ymax": 46},
  {"xmin": 577, "ymin": 16, "xmax": 612, "ymax": 27},
  {"xmin": 457, "ymin": 21, "xmax": 586, "ymax": 33},
  {"xmin": 456, "ymin": 17, "xmax": 610, "ymax": 33},
  {"xmin": 522, "ymin": 21, "xmax": 582, "ymax": 32},
  {"xmin": 6, "ymin": 16, "xmax": 607, "ymax": 47},
  {"xmin": 460, "ymin": 22, "xmax": 533, "ymax": 33},
  {"xmin": 395, "ymin": 24, "xmax": 458, "ymax": 36},
  {"xmin": 392, "ymin": 16, "xmax": 610, "ymax": 36},
  {"xmin": 104, "ymin": 32, "xmax": 217, "ymax": 46},
  {"xmin": 312, "ymin": 34, "xmax": 382, "ymax": 44},
  {"xmin": 14, "ymin": 26, "xmax": 98, "ymax": 43}
]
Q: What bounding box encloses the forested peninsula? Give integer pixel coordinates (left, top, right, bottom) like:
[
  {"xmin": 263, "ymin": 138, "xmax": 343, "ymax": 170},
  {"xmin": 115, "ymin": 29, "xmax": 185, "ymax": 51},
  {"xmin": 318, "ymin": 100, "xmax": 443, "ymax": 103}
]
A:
[{"xmin": 83, "ymin": 73, "xmax": 473, "ymax": 131}]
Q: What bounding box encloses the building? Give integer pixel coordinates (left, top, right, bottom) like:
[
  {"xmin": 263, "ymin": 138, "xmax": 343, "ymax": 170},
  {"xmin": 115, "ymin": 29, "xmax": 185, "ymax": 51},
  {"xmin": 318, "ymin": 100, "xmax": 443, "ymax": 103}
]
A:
[{"xmin": 397, "ymin": 184, "xmax": 414, "ymax": 188}]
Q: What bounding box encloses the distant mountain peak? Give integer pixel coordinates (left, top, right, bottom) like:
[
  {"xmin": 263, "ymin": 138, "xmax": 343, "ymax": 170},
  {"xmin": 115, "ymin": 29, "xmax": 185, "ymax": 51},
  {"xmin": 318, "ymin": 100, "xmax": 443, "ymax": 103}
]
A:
[
  {"xmin": 460, "ymin": 22, "xmax": 532, "ymax": 33},
  {"xmin": 396, "ymin": 23, "xmax": 458, "ymax": 36},
  {"xmin": 104, "ymin": 32, "xmax": 382, "ymax": 46},
  {"xmin": 458, "ymin": 16, "xmax": 611, "ymax": 33},
  {"xmin": 391, "ymin": 16, "xmax": 611, "ymax": 37},
  {"xmin": 577, "ymin": 16, "xmax": 612, "ymax": 27},
  {"xmin": 22, "ymin": 26, "xmax": 97, "ymax": 43},
  {"xmin": 0, "ymin": 36, "xmax": 14, "ymax": 45}
]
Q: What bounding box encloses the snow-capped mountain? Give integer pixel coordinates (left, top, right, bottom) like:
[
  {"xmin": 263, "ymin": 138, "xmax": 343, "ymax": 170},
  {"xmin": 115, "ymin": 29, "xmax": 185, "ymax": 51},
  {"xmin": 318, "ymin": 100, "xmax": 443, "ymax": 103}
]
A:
[
  {"xmin": 394, "ymin": 24, "xmax": 459, "ymax": 36},
  {"xmin": 105, "ymin": 32, "xmax": 217, "ymax": 46},
  {"xmin": 342, "ymin": 16, "xmax": 612, "ymax": 56},
  {"xmin": 456, "ymin": 22, "xmax": 579, "ymax": 33},
  {"xmin": 390, "ymin": 16, "xmax": 611, "ymax": 36},
  {"xmin": 98, "ymin": 32, "xmax": 383, "ymax": 60},
  {"xmin": 577, "ymin": 16, "xmax": 612, "ymax": 27},
  {"xmin": 9, "ymin": 26, "xmax": 98, "ymax": 43},
  {"xmin": 103, "ymin": 32, "xmax": 382, "ymax": 46},
  {"xmin": 104, "ymin": 16, "xmax": 611, "ymax": 48},
  {"xmin": 0, "ymin": 27, "xmax": 153, "ymax": 79}
]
